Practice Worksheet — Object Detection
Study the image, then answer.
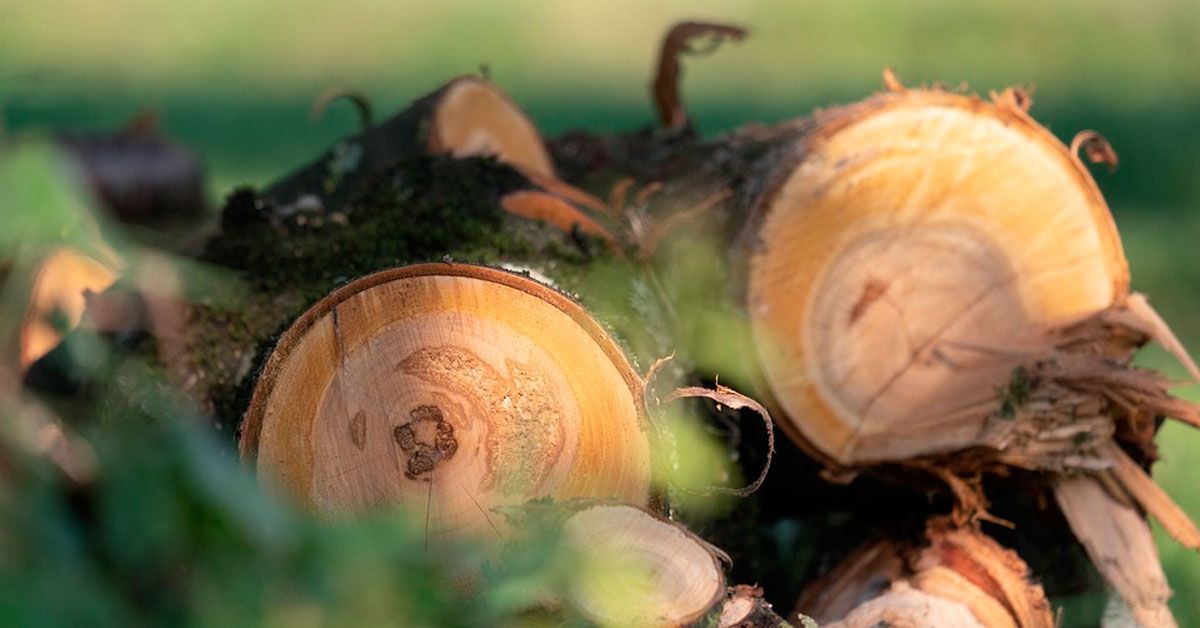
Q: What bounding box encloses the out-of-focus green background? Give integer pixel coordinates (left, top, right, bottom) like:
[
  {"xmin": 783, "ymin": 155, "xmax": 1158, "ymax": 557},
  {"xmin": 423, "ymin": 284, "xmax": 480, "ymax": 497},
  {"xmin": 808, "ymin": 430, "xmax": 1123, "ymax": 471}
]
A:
[{"xmin": 3, "ymin": 0, "xmax": 1198, "ymax": 622}]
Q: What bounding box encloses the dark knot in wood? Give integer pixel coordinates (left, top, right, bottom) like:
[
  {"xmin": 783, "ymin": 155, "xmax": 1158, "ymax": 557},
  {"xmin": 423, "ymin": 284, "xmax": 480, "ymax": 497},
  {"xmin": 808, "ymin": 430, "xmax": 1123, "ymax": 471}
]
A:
[{"xmin": 394, "ymin": 404, "xmax": 458, "ymax": 479}]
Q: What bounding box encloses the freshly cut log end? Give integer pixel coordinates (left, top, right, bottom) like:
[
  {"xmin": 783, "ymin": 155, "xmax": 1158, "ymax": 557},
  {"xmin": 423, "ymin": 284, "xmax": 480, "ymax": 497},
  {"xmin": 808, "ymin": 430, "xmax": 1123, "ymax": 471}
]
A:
[
  {"xmin": 20, "ymin": 248, "xmax": 119, "ymax": 370},
  {"xmin": 748, "ymin": 88, "xmax": 1129, "ymax": 466},
  {"xmin": 240, "ymin": 264, "xmax": 651, "ymax": 542},
  {"xmin": 428, "ymin": 77, "xmax": 556, "ymax": 179},
  {"xmin": 561, "ymin": 503, "xmax": 726, "ymax": 627},
  {"xmin": 797, "ymin": 519, "xmax": 1053, "ymax": 628}
]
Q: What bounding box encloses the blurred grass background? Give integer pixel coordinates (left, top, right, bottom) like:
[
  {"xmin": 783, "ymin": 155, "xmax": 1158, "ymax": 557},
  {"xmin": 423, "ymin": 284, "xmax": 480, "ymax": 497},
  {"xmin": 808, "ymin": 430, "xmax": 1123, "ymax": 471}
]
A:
[{"xmin": 3, "ymin": 0, "xmax": 1198, "ymax": 623}]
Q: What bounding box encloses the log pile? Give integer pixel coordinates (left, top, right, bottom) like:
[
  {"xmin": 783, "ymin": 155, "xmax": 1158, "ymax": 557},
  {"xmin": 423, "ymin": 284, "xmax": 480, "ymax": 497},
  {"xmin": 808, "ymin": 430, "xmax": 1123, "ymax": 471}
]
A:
[{"xmin": 20, "ymin": 20, "xmax": 1200, "ymax": 628}]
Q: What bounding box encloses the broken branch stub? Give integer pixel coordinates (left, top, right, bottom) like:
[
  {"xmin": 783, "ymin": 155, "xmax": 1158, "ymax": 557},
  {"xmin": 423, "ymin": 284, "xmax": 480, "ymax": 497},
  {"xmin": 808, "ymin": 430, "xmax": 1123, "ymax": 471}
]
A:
[{"xmin": 653, "ymin": 21, "xmax": 748, "ymax": 131}]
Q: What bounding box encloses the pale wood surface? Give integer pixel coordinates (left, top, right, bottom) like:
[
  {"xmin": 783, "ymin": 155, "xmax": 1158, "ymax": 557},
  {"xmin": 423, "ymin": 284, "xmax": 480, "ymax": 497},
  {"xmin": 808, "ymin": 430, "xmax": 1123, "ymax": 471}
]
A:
[
  {"xmin": 796, "ymin": 520, "xmax": 1053, "ymax": 628},
  {"xmin": 748, "ymin": 90, "xmax": 1127, "ymax": 465},
  {"xmin": 429, "ymin": 78, "xmax": 556, "ymax": 178},
  {"xmin": 242, "ymin": 265, "xmax": 651, "ymax": 545},
  {"xmin": 562, "ymin": 503, "xmax": 725, "ymax": 627},
  {"xmin": 20, "ymin": 248, "xmax": 118, "ymax": 369}
]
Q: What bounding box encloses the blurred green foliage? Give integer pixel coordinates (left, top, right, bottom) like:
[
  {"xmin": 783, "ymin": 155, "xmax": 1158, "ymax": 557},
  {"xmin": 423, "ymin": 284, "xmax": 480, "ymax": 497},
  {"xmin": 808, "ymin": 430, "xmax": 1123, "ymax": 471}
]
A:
[{"xmin": 2, "ymin": 1, "xmax": 1199, "ymax": 625}]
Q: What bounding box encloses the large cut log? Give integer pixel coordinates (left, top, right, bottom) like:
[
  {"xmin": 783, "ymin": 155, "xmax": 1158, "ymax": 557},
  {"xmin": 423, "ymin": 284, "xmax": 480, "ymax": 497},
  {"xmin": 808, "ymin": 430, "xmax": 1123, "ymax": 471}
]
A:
[
  {"xmin": 731, "ymin": 87, "xmax": 1199, "ymax": 626},
  {"xmin": 240, "ymin": 264, "xmax": 653, "ymax": 537}
]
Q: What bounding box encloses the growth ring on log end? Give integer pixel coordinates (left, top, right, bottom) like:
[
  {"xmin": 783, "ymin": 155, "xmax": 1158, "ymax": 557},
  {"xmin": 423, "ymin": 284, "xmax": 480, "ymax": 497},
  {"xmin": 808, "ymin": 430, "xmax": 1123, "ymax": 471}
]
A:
[
  {"xmin": 240, "ymin": 264, "xmax": 651, "ymax": 539},
  {"xmin": 427, "ymin": 77, "xmax": 557, "ymax": 179},
  {"xmin": 748, "ymin": 89, "xmax": 1128, "ymax": 465}
]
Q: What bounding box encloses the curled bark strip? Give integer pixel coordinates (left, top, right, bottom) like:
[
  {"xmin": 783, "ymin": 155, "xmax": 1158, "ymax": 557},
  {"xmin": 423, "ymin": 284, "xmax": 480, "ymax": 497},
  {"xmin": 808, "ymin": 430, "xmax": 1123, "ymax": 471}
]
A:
[
  {"xmin": 518, "ymin": 167, "xmax": 610, "ymax": 214},
  {"xmin": 499, "ymin": 190, "xmax": 618, "ymax": 249},
  {"xmin": 664, "ymin": 384, "xmax": 775, "ymax": 497},
  {"xmin": 1070, "ymin": 130, "xmax": 1118, "ymax": 172},
  {"xmin": 653, "ymin": 21, "xmax": 748, "ymax": 130},
  {"xmin": 882, "ymin": 67, "xmax": 904, "ymax": 92},
  {"xmin": 310, "ymin": 85, "xmax": 374, "ymax": 133}
]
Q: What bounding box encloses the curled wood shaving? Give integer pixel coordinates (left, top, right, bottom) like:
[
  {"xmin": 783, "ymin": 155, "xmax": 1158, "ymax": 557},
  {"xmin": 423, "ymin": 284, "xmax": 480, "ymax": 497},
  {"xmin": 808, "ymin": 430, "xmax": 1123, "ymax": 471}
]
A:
[
  {"xmin": 499, "ymin": 190, "xmax": 619, "ymax": 251},
  {"xmin": 882, "ymin": 67, "xmax": 905, "ymax": 92},
  {"xmin": 990, "ymin": 86, "xmax": 1033, "ymax": 113},
  {"xmin": 1070, "ymin": 130, "xmax": 1118, "ymax": 172},
  {"xmin": 517, "ymin": 167, "xmax": 610, "ymax": 214},
  {"xmin": 664, "ymin": 383, "xmax": 775, "ymax": 497},
  {"xmin": 310, "ymin": 85, "xmax": 374, "ymax": 133},
  {"xmin": 653, "ymin": 21, "xmax": 748, "ymax": 130}
]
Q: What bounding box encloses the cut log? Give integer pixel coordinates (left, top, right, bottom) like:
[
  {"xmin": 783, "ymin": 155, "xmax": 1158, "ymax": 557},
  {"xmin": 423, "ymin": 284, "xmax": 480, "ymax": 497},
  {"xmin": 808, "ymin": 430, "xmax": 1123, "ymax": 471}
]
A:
[
  {"xmin": 746, "ymin": 88, "xmax": 1128, "ymax": 465},
  {"xmin": 240, "ymin": 264, "xmax": 652, "ymax": 542},
  {"xmin": 427, "ymin": 77, "xmax": 556, "ymax": 178},
  {"xmin": 560, "ymin": 502, "xmax": 726, "ymax": 627},
  {"xmin": 19, "ymin": 247, "xmax": 119, "ymax": 370},
  {"xmin": 796, "ymin": 519, "xmax": 1054, "ymax": 628},
  {"xmin": 56, "ymin": 113, "xmax": 207, "ymax": 229},
  {"xmin": 266, "ymin": 76, "xmax": 557, "ymax": 212}
]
